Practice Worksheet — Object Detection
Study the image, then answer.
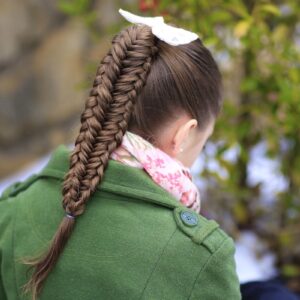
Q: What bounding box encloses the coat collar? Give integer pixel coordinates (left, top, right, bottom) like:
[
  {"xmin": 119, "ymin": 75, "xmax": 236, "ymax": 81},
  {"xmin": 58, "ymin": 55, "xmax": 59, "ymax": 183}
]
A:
[{"xmin": 39, "ymin": 144, "xmax": 183, "ymax": 210}]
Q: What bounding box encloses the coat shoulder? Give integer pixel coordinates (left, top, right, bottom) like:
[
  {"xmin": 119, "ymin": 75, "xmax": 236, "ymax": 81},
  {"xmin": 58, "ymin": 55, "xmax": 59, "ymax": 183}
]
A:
[
  {"xmin": 171, "ymin": 207, "xmax": 241, "ymax": 299},
  {"xmin": 172, "ymin": 206, "xmax": 231, "ymax": 254}
]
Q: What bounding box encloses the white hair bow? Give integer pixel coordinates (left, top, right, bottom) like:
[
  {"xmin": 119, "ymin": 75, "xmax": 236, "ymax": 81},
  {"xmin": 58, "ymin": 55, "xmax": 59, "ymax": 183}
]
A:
[{"xmin": 118, "ymin": 8, "xmax": 198, "ymax": 46}]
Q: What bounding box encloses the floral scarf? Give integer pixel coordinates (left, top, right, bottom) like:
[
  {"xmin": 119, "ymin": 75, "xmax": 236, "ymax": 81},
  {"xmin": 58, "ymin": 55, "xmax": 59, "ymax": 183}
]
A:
[{"xmin": 110, "ymin": 130, "xmax": 201, "ymax": 213}]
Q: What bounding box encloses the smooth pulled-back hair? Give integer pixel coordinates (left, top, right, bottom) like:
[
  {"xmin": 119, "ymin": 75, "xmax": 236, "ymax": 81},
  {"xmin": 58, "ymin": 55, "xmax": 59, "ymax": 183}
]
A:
[{"xmin": 23, "ymin": 22, "xmax": 222, "ymax": 299}]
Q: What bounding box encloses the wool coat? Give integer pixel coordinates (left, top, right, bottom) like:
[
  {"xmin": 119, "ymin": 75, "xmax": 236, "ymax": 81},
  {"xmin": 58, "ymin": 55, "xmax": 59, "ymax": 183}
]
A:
[{"xmin": 0, "ymin": 144, "xmax": 242, "ymax": 300}]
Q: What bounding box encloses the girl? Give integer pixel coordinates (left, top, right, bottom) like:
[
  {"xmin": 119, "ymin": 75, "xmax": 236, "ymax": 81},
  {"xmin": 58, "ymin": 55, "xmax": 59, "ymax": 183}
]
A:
[{"xmin": 0, "ymin": 8, "xmax": 241, "ymax": 300}]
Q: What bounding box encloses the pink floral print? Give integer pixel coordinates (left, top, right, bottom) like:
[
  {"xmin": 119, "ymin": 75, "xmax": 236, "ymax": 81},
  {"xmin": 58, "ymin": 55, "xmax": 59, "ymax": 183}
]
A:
[{"xmin": 110, "ymin": 130, "xmax": 201, "ymax": 213}]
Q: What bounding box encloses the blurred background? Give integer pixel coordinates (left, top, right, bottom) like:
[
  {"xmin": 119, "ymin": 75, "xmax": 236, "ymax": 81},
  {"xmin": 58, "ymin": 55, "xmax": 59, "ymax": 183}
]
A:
[{"xmin": 0, "ymin": 0, "xmax": 299, "ymax": 295}]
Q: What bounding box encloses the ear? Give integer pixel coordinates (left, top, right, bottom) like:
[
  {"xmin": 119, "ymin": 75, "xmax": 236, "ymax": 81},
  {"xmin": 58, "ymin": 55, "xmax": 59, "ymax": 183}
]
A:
[{"xmin": 172, "ymin": 119, "xmax": 198, "ymax": 153}]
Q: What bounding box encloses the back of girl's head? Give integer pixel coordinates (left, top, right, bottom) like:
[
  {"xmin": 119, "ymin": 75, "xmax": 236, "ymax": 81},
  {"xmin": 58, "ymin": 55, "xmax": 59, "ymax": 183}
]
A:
[
  {"xmin": 128, "ymin": 37, "xmax": 222, "ymax": 143},
  {"xmin": 22, "ymin": 22, "xmax": 222, "ymax": 299}
]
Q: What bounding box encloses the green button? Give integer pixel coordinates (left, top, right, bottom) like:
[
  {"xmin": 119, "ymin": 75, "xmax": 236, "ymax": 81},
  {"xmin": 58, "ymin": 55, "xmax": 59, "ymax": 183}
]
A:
[{"xmin": 180, "ymin": 211, "xmax": 198, "ymax": 227}]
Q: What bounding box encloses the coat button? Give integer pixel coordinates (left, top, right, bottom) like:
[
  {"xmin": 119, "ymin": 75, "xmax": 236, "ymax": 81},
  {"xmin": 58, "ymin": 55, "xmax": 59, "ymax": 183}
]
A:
[{"xmin": 180, "ymin": 211, "xmax": 198, "ymax": 227}]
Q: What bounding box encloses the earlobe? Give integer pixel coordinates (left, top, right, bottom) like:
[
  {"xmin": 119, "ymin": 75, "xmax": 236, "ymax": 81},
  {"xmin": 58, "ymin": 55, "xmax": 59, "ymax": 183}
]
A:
[
  {"xmin": 172, "ymin": 118, "xmax": 197, "ymax": 155},
  {"xmin": 171, "ymin": 139, "xmax": 182, "ymax": 155},
  {"xmin": 172, "ymin": 129, "xmax": 186, "ymax": 155}
]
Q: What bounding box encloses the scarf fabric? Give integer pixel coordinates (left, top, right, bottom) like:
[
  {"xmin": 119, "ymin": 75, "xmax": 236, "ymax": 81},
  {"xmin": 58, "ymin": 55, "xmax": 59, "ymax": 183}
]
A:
[{"xmin": 110, "ymin": 130, "xmax": 201, "ymax": 213}]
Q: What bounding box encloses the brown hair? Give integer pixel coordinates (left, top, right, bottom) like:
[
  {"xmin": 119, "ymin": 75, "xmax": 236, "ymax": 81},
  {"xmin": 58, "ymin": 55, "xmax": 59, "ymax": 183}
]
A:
[{"xmin": 23, "ymin": 21, "xmax": 222, "ymax": 299}]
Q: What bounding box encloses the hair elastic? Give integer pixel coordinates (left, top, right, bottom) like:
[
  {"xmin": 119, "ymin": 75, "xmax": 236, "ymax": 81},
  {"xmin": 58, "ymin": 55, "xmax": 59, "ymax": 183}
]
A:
[{"xmin": 65, "ymin": 212, "xmax": 75, "ymax": 219}]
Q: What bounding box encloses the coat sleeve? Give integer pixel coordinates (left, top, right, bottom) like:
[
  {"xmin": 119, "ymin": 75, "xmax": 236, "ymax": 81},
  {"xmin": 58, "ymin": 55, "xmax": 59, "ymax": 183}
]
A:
[{"xmin": 189, "ymin": 236, "xmax": 242, "ymax": 300}]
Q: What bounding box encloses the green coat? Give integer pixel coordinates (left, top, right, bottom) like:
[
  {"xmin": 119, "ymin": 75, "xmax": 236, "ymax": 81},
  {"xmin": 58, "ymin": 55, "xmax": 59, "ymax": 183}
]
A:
[{"xmin": 0, "ymin": 144, "xmax": 241, "ymax": 300}]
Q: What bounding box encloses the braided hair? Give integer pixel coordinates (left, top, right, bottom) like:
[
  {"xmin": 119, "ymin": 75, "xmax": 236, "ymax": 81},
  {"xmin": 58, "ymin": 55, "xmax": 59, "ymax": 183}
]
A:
[
  {"xmin": 23, "ymin": 18, "xmax": 222, "ymax": 299},
  {"xmin": 23, "ymin": 24, "xmax": 158, "ymax": 300}
]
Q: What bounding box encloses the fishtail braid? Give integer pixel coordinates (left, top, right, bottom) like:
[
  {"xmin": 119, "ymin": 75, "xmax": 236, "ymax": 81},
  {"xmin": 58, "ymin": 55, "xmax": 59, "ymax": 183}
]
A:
[
  {"xmin": 75, "ymin": 31, "xmax": 158, "ymax": 212},
  {"xmin": 62, "ymin": 28, "xmax": 137, "ymax": 214}
]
